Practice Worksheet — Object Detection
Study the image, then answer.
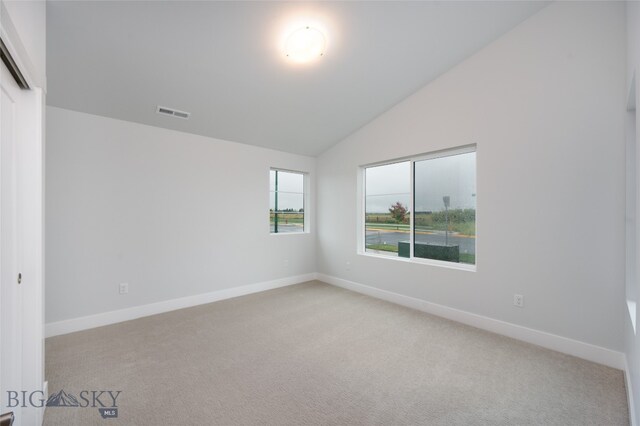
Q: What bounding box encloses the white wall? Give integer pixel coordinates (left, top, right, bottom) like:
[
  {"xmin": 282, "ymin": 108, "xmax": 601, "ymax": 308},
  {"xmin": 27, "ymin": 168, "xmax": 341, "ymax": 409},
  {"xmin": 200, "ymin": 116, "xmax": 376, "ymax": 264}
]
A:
[
  {"xmin": 45, "ymin": 106, "xmax": 316, "ymax": 324},
  {"xmin": 317, "ymin": 1, "xmax": 626, "ymax": 353},
  {"xmin": 626, "ymin": 1, "xmax": 640, "ymax": 423}
]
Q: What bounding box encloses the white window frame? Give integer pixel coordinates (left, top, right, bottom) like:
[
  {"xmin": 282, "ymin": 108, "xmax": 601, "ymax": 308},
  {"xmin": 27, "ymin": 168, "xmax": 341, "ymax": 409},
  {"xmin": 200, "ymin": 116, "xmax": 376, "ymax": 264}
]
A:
[
  {"xmin": 626, "ymin": 71, "xmax": 638, "ymax": 334},
  {"xmin": 269, "ymin": 168, "xmax": 310, "ymax": 235},
  {"xmin": 358, "ymin": 145, "xmax": 477, "ymax": 272}
]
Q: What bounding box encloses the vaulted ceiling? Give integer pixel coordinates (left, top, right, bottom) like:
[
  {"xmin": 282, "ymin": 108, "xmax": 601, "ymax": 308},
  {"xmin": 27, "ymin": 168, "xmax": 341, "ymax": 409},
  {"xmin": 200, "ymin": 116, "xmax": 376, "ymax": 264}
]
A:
[{"xmin": 47, "ymin": 1, "xmax": 547, "ymax": 156}]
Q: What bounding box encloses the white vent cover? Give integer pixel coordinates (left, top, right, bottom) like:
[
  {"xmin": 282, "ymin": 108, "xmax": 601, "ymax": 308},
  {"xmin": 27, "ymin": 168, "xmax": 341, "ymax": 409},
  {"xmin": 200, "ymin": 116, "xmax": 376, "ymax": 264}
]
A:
[{"xmin": 156, "ymin": 105, "xmax": 191, "ymax": 120}]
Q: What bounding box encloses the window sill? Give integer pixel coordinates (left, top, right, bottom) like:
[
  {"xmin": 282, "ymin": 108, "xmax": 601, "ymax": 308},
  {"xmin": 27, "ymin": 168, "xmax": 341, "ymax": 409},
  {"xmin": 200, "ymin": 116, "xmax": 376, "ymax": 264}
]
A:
[
  {"xmin": 357, "ymin": 250, "xmax": 476, "ymax": 272},
  {"xmin": 270, "ymin": 231, "xmax": 311, "ymax": 236}
]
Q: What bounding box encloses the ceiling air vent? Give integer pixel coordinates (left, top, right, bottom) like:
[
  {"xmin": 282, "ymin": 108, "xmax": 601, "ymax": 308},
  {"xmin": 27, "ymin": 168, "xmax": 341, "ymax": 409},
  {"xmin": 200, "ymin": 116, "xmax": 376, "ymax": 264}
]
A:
[{"xmin": 156, "ymin": 105, "xmax": 191, "ymax": 120}]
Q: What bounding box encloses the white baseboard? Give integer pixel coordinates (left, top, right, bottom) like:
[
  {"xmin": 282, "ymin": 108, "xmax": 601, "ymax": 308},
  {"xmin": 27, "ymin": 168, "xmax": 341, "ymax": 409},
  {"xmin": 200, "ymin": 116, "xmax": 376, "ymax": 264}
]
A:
[
  {"xmin": 317, "ymin": 273, "xmax": 625, "ymax": 370},
  {"xmin": 625, "ymin": 355, "xmax": 637, "ymax": 426},
  {"xmin": 46, "ymin": 271, "xmax": 625, "ymax": 370},
  {"xmin": 46, "ymin": 271, "xmax": 633, "ymax": 421},
  {"xmin": 45, "ymin": 273, "xmax": 318, "ymax": 338}
]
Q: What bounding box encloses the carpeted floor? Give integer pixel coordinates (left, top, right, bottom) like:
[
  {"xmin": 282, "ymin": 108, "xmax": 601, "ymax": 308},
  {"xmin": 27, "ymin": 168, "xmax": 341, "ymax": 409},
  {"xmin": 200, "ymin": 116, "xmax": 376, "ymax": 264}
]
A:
[{"xmin": 44, "ymin": 281, "xmax": 629, "ymax": 425}]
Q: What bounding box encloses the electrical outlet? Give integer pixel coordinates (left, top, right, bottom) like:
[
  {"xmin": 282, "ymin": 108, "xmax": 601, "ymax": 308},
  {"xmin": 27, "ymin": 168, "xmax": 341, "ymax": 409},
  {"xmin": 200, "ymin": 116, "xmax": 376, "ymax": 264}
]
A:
[
  {"xmin": 346, "ymin": 261, "xmax": 351, "ymax": 271},
  {"xmin": 513, "ymin": 294, "xmax": 524, "ymax": 307},
  {"xmin": 119, "ymin": 283, "xmax": 129, "ymax": 295},
  {"xmin": 284, "ymin": 259, "xmax": 290, "ymax": 267}
]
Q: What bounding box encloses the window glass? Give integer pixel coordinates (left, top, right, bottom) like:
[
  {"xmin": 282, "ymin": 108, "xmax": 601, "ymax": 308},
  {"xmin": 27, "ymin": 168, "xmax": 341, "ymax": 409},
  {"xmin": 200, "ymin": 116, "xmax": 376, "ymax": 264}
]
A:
[
  {"xmin": 413, "ymin": 151, "xmax": 476, "ymax": 264},
  {"xmin": 364, "ymin": 161, "xmax": 411, "ymax": 256}
]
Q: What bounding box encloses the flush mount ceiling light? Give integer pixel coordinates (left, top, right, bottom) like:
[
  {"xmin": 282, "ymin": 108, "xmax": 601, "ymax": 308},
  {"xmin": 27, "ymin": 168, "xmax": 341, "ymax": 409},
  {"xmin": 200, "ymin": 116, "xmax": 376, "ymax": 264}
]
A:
[{"xmin": 284, "ymin": 26, "xmax": 326, "ymax": 63}]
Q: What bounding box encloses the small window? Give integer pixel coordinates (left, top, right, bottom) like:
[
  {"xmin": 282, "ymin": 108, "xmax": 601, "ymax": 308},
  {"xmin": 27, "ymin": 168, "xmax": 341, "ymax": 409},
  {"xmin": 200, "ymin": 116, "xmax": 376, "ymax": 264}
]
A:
[
  {"xmin": 363, "ymin": 146, "xmax": 476, "ymax": 268},
  {"xmin": 270, "ymin": 169, "xmax": 305, "ymax": 234}
]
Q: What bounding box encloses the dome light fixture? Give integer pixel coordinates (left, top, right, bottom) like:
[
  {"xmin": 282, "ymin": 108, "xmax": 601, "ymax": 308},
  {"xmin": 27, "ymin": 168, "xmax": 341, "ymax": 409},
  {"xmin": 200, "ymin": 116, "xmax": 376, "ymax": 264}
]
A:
[{"xmin": 284, "ymin": 25, "xmax": 326, "ymax": 63}]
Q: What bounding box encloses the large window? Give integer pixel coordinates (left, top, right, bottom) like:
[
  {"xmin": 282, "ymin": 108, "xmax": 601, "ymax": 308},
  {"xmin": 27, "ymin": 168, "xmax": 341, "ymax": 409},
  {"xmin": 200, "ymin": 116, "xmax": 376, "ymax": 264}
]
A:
[
  {"xmin": 364, "ymin": 147, "xmax": 476, "ymax": 267},
  {"xmin": 270, "ymin": 169, "xmax": 305, "ymax": 234}
]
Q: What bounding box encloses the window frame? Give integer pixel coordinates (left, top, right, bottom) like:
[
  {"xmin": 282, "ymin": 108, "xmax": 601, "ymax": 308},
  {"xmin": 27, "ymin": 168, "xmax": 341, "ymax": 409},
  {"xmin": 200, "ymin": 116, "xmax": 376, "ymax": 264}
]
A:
[
  {"xmin": 359, "ymin": 145, "xmax": 477, "ymax": 272},
  {"xmin": 269, "ymin": 168, "xmax": 309, "ymax": 235},
  {"xmin": 626, "ymin": 71, "xmax": 637, "ymax": 334}
]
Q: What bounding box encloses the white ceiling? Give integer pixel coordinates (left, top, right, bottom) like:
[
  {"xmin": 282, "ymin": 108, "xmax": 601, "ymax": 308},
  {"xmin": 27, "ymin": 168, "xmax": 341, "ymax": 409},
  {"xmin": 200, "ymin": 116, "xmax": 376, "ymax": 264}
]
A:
[{"xmin": 47, "ymin": 1, "xmax": 547, "ymax": 156}]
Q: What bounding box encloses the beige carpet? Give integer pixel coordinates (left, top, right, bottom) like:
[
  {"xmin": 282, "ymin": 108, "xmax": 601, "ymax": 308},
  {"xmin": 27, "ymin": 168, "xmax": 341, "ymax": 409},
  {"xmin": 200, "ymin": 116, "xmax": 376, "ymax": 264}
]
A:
[{"xmin": 44, "ymin": 281, "xmax": 628, "ymax": 425}]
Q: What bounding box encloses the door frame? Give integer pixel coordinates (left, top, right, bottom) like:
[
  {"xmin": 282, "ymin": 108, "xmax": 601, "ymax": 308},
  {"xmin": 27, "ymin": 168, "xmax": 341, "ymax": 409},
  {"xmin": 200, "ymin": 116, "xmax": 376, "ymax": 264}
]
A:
[{"xmin": 0, "ymin": 2, "xmax": 45, "ymax": 425}]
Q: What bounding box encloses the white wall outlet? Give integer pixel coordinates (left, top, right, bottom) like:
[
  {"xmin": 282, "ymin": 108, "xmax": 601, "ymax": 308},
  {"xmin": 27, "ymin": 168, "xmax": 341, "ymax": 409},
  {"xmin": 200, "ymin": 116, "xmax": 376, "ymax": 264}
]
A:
[
  {"xmin": 346, "ymin": 261, "xmax": 351, "ymax": 271},
  {"xmin": 284, "ymin": 259, "xmax": 289, "ymax": 267},
  {"xmin": 119, "ymin": 282, "xmax": 129, "ymax": 295},
  {"xmin": 513, "ymin": 294, "xmax": 524, "ymax": 307}
]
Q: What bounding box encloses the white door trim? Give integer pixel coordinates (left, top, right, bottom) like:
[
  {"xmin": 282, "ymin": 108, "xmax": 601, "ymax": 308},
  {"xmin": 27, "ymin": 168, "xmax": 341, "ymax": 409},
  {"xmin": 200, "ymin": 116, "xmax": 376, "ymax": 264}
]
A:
[{"xmin": 0, "ymin": 4, "xmax": 45, "ymax": 425}]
